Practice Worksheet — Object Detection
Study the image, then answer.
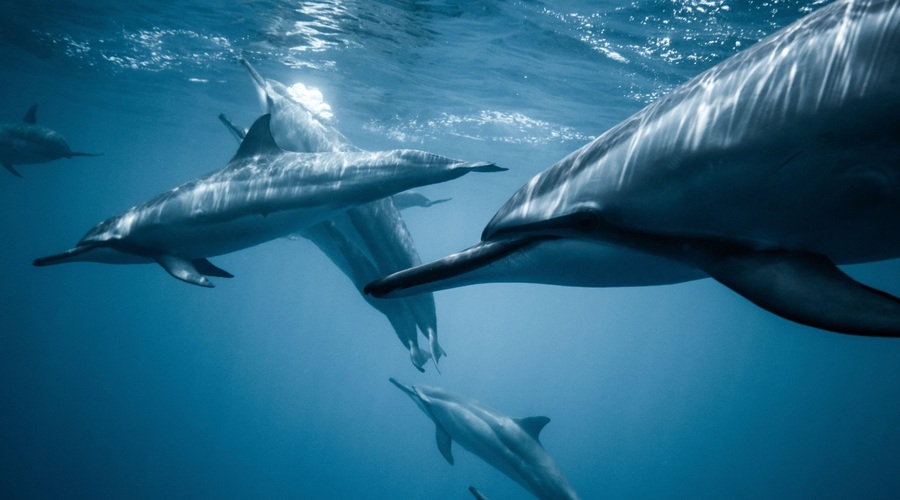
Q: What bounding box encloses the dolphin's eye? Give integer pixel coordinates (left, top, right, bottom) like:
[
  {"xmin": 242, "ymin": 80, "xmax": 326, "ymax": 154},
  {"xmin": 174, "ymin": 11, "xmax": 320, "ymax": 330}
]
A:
[{"xmin": 574, "ymin": 210, "xmax": 600, "ymax": 230}]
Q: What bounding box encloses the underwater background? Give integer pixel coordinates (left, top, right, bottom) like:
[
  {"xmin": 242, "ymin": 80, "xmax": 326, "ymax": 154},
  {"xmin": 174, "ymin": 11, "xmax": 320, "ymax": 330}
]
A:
[{"xmin": 2, "ymin": 0, "xmax": 900, "ymax": 498}]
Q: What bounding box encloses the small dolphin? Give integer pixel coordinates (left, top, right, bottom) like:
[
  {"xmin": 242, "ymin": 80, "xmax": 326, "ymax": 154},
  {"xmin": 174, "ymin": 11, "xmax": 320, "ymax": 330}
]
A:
[
  {"xmin": 0, "ymin": 104, "xmax": 100, "ymax": 177},
  {"xmin": 33, "ymin": 114, "xmax": 503, "ymax": 287},
  {"xmin": 390, "ymin": 378, "xmax": 580, "ymax": 500},
  {"xmin": 238, "ymin": 57, "xmax": 451, "ymax": 367},
  {"xmin": 368, "ymin": 0, "xmax": 900, "ymax": 337}
]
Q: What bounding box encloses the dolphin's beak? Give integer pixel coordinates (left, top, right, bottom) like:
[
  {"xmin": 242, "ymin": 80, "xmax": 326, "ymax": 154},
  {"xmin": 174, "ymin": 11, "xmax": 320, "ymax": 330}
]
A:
[
  {"xmin": 365, "ymin": 236, "xmax": 548, "ymax": 298},
  {"xmin": 389, "ymin": 377, "xmax": 418, "ymax": 398},
  {"xmin": 33, "ymin": 244, "xmax": 99, "ymax": 267}
]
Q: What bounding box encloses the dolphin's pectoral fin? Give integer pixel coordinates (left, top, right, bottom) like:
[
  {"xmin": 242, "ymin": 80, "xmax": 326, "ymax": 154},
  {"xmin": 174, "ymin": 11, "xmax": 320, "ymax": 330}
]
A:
[
  {"xmin": 192, "ymin": 258, "xmax": 234, "ymax": 278},
  {"xmin": 435, "ymin": 425, "xmax": 454, "ymax": 464},
  {"xmin": 154, "ymin": 254, "xmax": 214, "ymax": 288},
  {"xmin": 699, "ymin": 249, "xmax": 900, "ymax": 337},
  {"xmin": 514, "ymin": 416, "xmax": 551, "ymax": 444},
  {"xmin": 4, "ymin": 163, "xmax": 23, "ymax": 178}
]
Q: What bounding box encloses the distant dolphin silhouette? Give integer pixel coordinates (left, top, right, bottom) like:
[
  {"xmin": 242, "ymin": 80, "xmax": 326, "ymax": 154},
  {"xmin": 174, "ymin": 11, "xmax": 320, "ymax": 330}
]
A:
[
  {"xmin": 33, "ymin": 114, "xmax": 503, "ymax": 287},
  {"xmin": 234, "ymin": 57, "xmax": 454, "ymax": 369},
  {"xmin": 0, "ymin": 104, "xmax": 100, "ymax": 177},
  {"xmin": 468, "ymin": 486, "xmax": 490, "ymax": 500},
  {"xmin": 367, "ymin": 0, "xmax": 900, "ymax": 337},
  {"xmin": 390, "ymin": 378, "xmax": 580, "ymax": 500}
]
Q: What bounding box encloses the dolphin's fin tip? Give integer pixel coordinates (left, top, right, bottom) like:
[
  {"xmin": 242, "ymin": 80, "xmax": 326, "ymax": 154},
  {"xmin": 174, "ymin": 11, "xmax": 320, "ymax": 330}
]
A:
[
  {"xmin": 23, "ymin": 104, "xmax": 37, "ymax": 124},
  {"xmin": 229, "ymin": 114, "xmax": 281, "ymax": 162}
]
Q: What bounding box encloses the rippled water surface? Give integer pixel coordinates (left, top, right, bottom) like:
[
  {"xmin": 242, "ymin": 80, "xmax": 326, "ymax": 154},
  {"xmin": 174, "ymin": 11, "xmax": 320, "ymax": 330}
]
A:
[{"xmin": 2, "ymin": 1, "xmax": 899, "ymax": 499}]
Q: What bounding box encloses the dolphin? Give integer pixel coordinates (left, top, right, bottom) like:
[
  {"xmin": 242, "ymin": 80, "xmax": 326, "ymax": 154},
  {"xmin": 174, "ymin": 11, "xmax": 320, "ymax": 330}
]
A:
[
  {"xmin": 389, "ymin": 378, "xmax": 580, "ymax": 500},
  {"xmin": 238, "ymin": 57, "xmax": 450, "ymax": 366},
  {"xmin": 219, "ymin": 112, "xmax": 435, "ymax": 371},
  {"xmin": 33, "ymin": 114, "xmax": 503, "ymax": 287},
  {"xmin": 0, "ymin": 104, "xmax": 100, "ymax": 177},
  {"xmin": 367, "ymin": 0, "xmax": 900, "ymax": 337}
]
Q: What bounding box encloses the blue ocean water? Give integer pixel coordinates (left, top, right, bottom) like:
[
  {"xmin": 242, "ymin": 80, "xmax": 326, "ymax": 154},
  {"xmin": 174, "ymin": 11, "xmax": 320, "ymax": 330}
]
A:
[{"xmin": 2, "ymin": 0, "xmax": 900, "ymax": 498}]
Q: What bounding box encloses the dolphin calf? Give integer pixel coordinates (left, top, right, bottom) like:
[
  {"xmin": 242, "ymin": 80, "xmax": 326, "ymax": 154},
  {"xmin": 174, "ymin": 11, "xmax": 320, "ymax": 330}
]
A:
[
  {"xmin": 33, "ymin": 114, "xmax": 503, "ymax": 287},
  {"xmin": 389, "ymin": 378, "xmax": 580, "ymax": 500},
  {"xmin": 236, "ymin": 57, "xmax": 451, "ymax": 368},
  {"xmin": 0, "ymin": 104, "xmax": 100, "ymax": 177},
  {"xmin": 368, "ymin": 0, "xmax": 900, "ymax": 337}
]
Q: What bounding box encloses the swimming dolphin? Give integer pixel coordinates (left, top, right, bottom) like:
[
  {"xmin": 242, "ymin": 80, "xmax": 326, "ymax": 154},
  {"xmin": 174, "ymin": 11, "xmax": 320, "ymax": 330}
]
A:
[
  {"xmin": 0, "ymin": 104, "xmax": 100, "ymax": 177},
  {"xmin": 237, "ymin": 57, "xmax": 450, "ymax": 367},
  {"xmin": 219, "ymin": 112, "xmax": 435, "ymax": 371},
  {"xmin": 33, "ymin": 114, "xmax": 503, "ymax": 287},
  {"xmin": 367, "ymin": 0, "xmax": 900, "ymax": 337},
  {"xmin": 389, "ymin": 378, "xmax": 580, "ymax": 500}
]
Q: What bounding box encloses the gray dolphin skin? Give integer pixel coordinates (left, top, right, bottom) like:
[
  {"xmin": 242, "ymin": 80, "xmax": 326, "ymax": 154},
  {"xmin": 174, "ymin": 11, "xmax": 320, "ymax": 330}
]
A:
[
  {"xmin": 367, "ymin": 0, "xmax": 900, "ymax": 337},
  {"xmin": 235, "ymin": 57, "xmax": 453, "ymax": 370},
  {"xmin": 32, "ymin": 114, "xmax": 503, "ymax": 288},
  {"xmin": 389, "ymin": 378, "xmax": 580, "ymax": 500},
  {"xmin": 0, "ymin": 104, "xmax": 100, "ymax": 177}
]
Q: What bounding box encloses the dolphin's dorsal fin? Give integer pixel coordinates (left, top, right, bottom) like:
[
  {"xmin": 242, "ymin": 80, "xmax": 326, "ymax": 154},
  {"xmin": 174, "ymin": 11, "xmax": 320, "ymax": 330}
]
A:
[
  {"xmin": 229, "ymin": 114, "xmax": 281, "ymax": 163},
  {"xmin": 23, "ymin": 104, "xmax": 37, "ymax": 124},
  {"xmin": 699, "ymin": 249, "xmax": 900, "ymax": 336},
  {"xmin": 435, "ymin": 425, "xmax": 454, "ymax": 464},
  {"xmin": 514, "ymin": 416, "xmax": 550, "ymax": 443}
]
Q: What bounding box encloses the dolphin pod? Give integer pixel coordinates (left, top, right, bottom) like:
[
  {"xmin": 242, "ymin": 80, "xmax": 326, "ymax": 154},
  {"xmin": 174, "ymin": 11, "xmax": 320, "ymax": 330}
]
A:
[
  {"xmin": 32, "ymin": 114, "xmax": 503, "ymax": 287},
  {"xmin": 0, "ymin": 104, "xmax": 100, "ymax": 177},
  {"xmin": 231, "ymin": 57, "xmax": 451, "ymax": 371},
  {"xmin": 390, "ymin": 378, "xmax": 580, "ymax": 500},
  {"xmin": 366, "ymin": 0, "xmax": 900, "ymax": 337}
]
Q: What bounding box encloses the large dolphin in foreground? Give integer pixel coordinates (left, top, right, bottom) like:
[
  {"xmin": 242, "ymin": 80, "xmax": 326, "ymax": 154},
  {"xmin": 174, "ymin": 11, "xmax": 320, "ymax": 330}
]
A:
[
  {"xmin": 33, "ymin": 114, "xmax": 503, "ymax": 287},
  {"xmin": 230, "ymin": 57, "xmax": 452, "ymax": 370},
  {"xmin": 389, "ymin": 378, "xmax": 580, "ymax": 500},
  {"xmin": 368, "ymin": 0, "xmax": 900, "ymax": 337},
  {"xmin": 0, "ymin": 104, "xmax": 100, "ymax": 177}
]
